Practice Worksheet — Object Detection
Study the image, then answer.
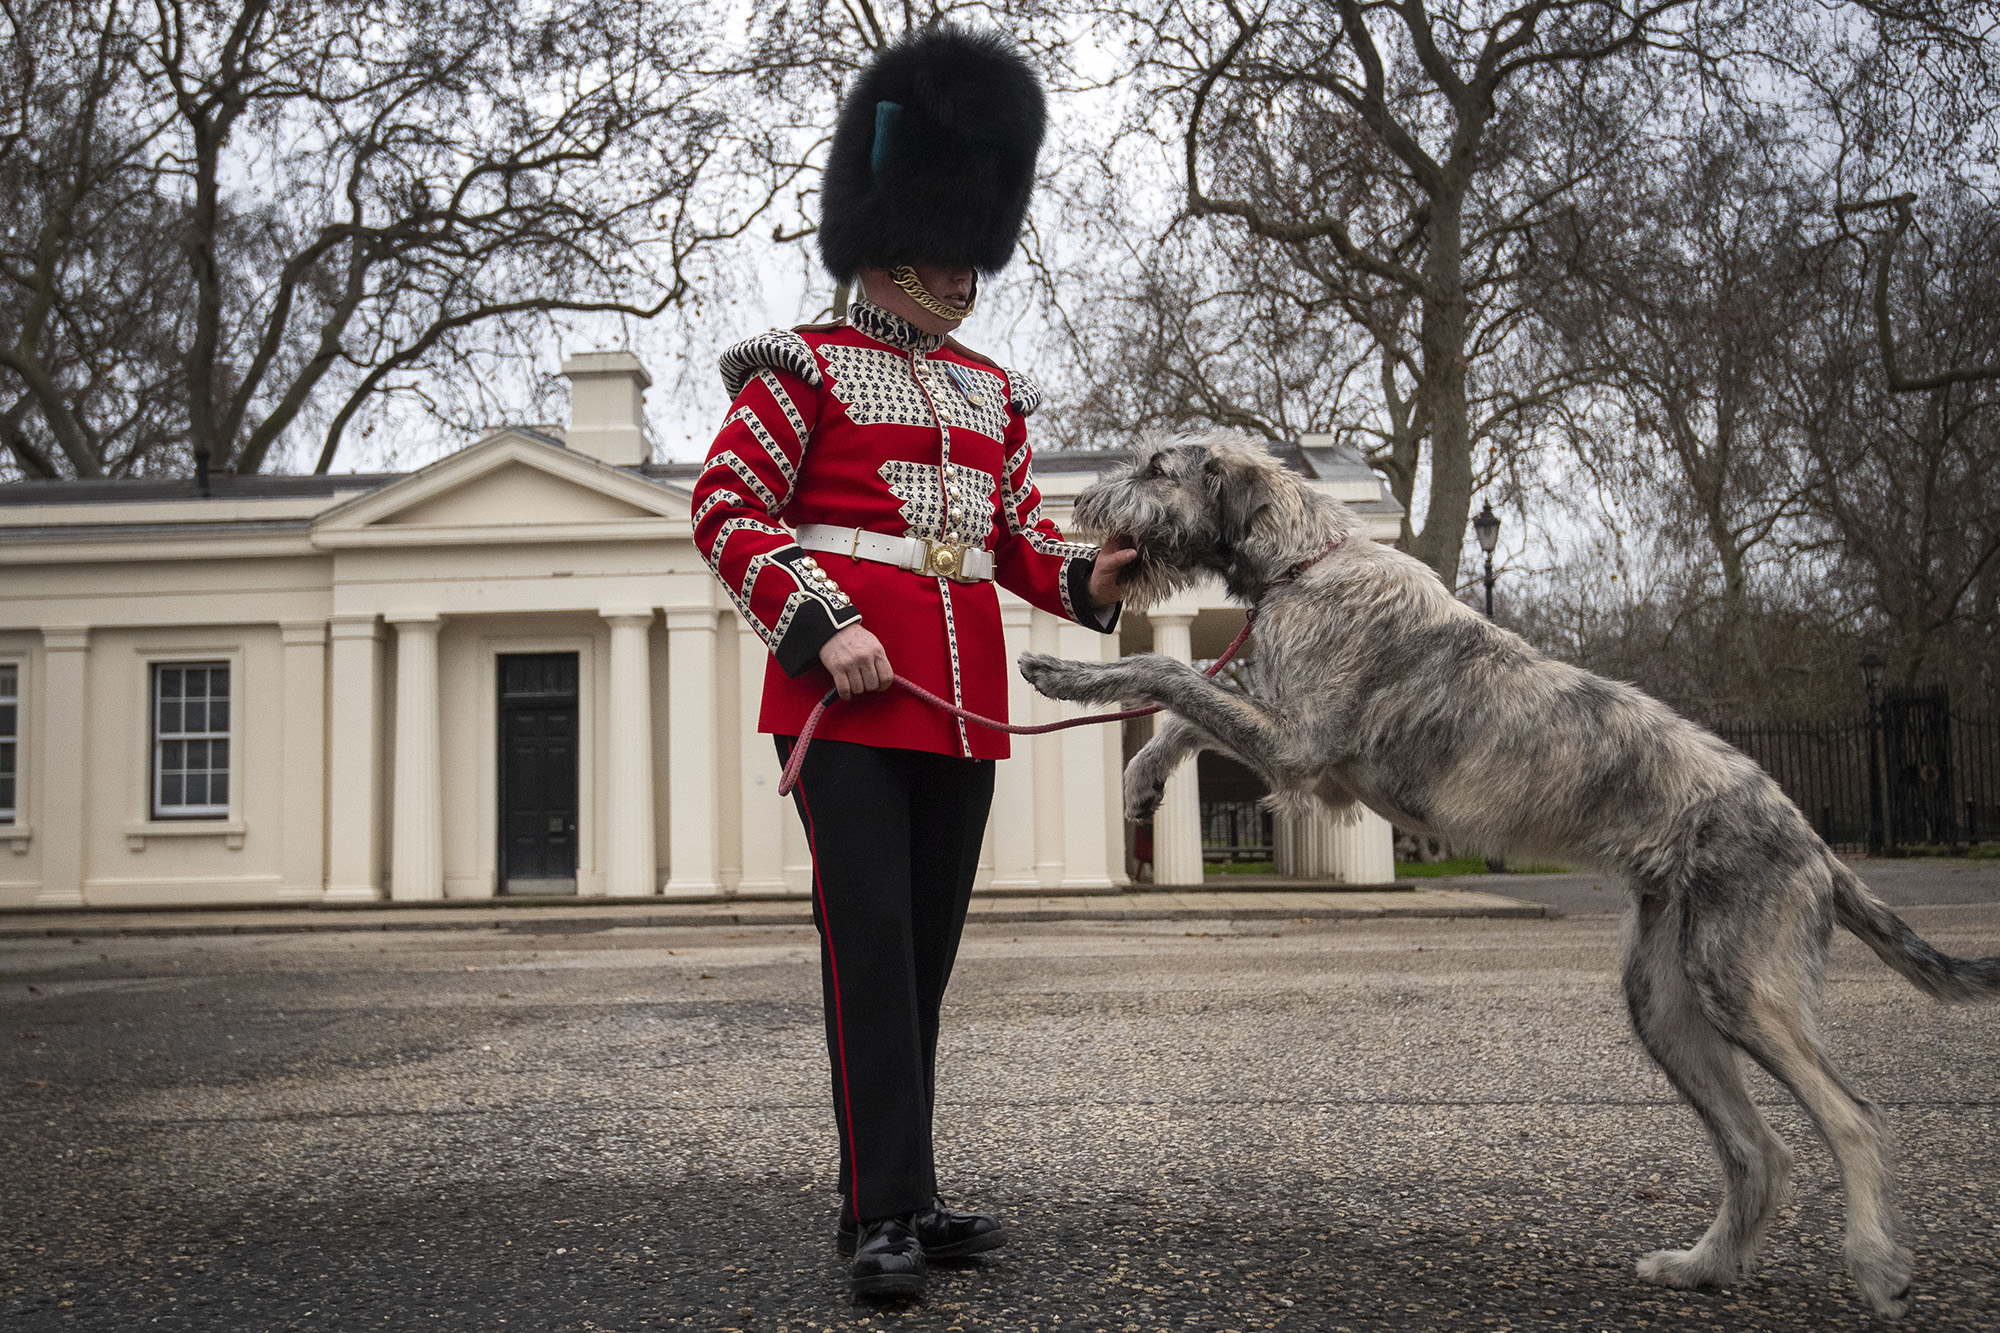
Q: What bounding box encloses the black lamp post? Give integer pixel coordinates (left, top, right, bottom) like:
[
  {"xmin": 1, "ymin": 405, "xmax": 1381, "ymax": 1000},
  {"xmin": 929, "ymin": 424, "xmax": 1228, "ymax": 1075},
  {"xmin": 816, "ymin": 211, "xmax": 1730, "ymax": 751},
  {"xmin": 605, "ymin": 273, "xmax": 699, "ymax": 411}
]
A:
[
  {"xmin": 1861, "ymin": 649, "xmax": 1887, "ymax": 855},
  {"xmin": 1473, "ymin": 500, "xmax": 1506, "ymax": 872},
  {"xmin": 1473, "ymin": 501, "xmax": 1501, "ymax": 618}
]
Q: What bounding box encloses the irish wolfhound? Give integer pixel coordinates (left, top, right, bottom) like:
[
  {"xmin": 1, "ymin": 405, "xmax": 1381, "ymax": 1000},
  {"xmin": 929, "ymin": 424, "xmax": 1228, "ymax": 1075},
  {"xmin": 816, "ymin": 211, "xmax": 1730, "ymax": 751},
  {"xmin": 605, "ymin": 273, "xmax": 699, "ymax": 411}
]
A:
[{"xmin": 1017, "ymin": 431, "xmax": 2000, "ymax": 1318}]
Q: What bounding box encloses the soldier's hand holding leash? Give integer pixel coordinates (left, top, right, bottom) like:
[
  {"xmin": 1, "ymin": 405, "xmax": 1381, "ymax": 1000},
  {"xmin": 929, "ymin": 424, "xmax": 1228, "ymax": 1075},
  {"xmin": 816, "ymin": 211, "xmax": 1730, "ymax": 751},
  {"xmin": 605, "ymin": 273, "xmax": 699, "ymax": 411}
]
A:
[{"xmin": 820, "ymin": 625, "xmax": 893, "ymax": 699}]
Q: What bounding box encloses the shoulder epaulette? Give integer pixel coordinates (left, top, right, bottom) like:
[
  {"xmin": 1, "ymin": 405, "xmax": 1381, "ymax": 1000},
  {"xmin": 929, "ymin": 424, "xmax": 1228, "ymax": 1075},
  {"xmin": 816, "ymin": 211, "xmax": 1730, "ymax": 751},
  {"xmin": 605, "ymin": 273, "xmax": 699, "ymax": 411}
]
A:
[
  {"xmin": 1005, "ymin": 368, "xmax": 1045, "ymax": 418},
  {"xmin": 719, "ymin": 328, "xmax": 823, "ymax": 399}
]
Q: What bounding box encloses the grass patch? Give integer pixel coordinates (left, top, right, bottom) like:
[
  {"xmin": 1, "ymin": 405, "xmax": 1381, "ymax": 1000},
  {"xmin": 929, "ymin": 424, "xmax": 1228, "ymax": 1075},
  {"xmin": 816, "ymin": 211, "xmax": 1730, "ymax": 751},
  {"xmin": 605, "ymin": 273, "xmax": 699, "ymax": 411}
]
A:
[
  {"xmin": 1394, "ymin": 857, "xmax": 1574, "ymax": 877},
  {"xmin": 1889, "ymin": 842, "xmax": 2000, "ymax": 860},
  {"xmin": 1395, "ymin": 856, "xmax": 1492, "ymax": 877}
]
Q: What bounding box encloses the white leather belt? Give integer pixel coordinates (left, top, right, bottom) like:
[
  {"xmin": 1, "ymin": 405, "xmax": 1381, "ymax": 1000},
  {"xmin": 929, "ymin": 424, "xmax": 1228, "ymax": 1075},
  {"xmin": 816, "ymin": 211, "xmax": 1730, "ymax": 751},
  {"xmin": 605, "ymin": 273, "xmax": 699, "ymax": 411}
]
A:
[{"xmin": 795, "ymin": 523, "xmax": 994, "ymax": 583}]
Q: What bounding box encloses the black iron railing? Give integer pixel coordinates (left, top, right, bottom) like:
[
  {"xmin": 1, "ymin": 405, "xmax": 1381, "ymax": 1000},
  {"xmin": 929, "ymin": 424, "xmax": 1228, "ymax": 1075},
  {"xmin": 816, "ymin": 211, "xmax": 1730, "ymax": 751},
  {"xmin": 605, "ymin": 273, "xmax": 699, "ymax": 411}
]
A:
[
  {"xmin": 1714, "ymin": 696, "xmax": 1998, "ymax": 852},
  {"xmin": 1200, "ymin": 799, "xmax": 1274, "ymax": 863}
]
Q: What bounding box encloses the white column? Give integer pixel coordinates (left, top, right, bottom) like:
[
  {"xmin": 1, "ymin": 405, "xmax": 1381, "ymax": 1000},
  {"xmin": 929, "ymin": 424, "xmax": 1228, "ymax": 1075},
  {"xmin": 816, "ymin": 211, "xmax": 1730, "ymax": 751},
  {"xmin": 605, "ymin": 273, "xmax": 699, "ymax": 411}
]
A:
[
  {"xmin": 1028, "ymin": 609, "xmax": 1066, "ymax": 888},
  {"xmin": 325, "ymin": 615, "xmax": 383, "ymax": 901},
  {"xmin": 278, "ymin": 621, "xmax": 328, "ymax": 901},
  {"xmin": 1058, "ymin": 619, "xmax": 1117, "ymax": 890},
  {"xmin": 735, "ymin": 617, "xmax": 794, "ymax": 895},
  {"xmin": 1277, "ymin": 804, "xmax": 1397, "ymax": 884},
  {"xmin": 664, "ymin": 606, "xmax": 721, "ymax": 898},
  {"xmin": 987, "ymin": 601, "xmax": 1040, "ymax": 889},
  {"xmin": 601, "ymin": 609, "xmax": 659, "ymax": 897},
  {"xmin": 388, "ymin": 614, "xmax": 443, "ymax": 901},
  {"xmin": 37, "ymin": 627, "xmax": 88, "ymax": 906},
  {"xmin": 1147, "ymin": 612, "xmax": 1205, "ymax": 886},
  {"xmin": 1331, "ymin": 806, "xmax": 1397, "ymax": 883}
]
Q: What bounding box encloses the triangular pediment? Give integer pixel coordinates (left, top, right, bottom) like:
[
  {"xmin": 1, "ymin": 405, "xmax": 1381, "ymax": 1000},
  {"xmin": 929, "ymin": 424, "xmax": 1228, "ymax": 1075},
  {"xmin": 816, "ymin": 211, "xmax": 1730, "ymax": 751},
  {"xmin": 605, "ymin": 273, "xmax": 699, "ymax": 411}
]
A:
[
  {"xmin": 313, "ymin": 430, "xmax": 691, "ymax": 547},
  {"xmin": 381, "ymin": 459, "xmax": 653, "ymax": 526}
]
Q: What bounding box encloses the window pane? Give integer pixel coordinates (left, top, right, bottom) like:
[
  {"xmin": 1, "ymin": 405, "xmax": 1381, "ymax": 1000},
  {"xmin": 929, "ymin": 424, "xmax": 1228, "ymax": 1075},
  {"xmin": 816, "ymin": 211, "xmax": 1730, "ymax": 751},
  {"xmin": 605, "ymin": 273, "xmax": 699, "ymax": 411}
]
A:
[
  {"xmin": 0, "ymin": 702, "xmax": 14, "ymax": 736},
  {"xmin": 158, "ymin": 701, "xmax": 182, "ymax": 734},
  {"xmin": 209, "ymin": 773, "xmax": 227, "ymax": 806},
  {"xmin": 182, "ymin": 702, "xmax": 206, "ymax": 735},
  {"xmin": 161, "ymin": 773, "xmax": 184, "ymax": 807},
  {"xmin": 210, "ymin": 738, "xmax": 228, "ymax": 771},
  {"xmin": 161, "ymin": 739, "xmax": 184, "ymax": 772},
  {"xmin": 0, "ymin": 663, "xmax": 16, "ymax": 697},
  {"xmin": 159, "ymin": 668, "xmax": 183, "ymax": 699},
  {"xmin": 0, "ymin": 772, "xmax": 13, "ymax": 814},
  {"xmin": 209, "ymin": 667, "xmax": 229, "ymax": 702},
  {"xmin": 208, "ymin": 700, "xmax": 228, "ymax": 734}
]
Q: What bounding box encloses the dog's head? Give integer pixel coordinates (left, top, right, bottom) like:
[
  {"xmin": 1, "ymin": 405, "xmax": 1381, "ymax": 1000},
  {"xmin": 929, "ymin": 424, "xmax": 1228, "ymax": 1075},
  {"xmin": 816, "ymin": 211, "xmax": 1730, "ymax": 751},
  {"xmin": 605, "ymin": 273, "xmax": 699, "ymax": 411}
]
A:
[{"xmin": 1072, "ymin": 430, "xmax": 1345, "ymax": 607}]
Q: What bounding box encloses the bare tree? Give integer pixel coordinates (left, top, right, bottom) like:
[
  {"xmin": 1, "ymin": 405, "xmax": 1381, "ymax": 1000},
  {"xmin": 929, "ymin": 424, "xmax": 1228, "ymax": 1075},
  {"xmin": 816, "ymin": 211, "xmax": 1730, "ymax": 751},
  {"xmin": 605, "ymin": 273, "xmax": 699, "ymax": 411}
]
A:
[
  {"xmin": 1086, "ymin": 0, "xmax": 1747, "ymax": 584},
  {"xmin": 0, "ymin": 0, "xmax": 190, "ymax": 479},
  {"xmin": 1541, "ymin": 108, "xmax": 1827, "ymax": 690},
  {"xmin": 0, "ymin": 0, "xmax": 792, "ymax": 480},
  {"xmin": 1789, "ymin": 189, "xmax": 2000, "ymax": 690},
  {"xmin": 1837, "ymin": 192, "xmax": 2000, "ymax": 392}
]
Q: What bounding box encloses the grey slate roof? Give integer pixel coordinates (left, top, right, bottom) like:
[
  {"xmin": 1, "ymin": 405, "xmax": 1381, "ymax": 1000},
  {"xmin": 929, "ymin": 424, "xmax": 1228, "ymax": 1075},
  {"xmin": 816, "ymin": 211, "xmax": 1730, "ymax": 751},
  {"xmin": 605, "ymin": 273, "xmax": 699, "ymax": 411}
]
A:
[
  {"xmin": 2, "ymin": 439, "xmax": 1392, "ymax": 507},
  {"xmin": 0, "ymin": 471, "xmax": 404, "ymax": 507}
]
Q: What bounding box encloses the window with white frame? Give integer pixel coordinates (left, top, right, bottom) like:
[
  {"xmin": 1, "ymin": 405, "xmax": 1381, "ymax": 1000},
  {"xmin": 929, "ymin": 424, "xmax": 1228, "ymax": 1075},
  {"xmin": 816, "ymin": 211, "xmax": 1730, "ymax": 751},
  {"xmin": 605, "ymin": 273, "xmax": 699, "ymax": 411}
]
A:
[
  {"xmin": 0, "ymin": 663, "xmax": 16, "ymax": 823},
  {"xmin": 152, "ymin": 663, "xmax": 230, "ymax": 818}
]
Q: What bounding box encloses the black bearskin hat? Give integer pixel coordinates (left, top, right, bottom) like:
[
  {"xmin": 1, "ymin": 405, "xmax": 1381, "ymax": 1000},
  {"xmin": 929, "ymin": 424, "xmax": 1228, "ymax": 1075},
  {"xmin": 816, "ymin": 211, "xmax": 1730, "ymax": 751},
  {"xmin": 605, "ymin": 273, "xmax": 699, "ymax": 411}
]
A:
[{"xmin": 817, "ymin": 26, "xmax": 1046, "ymax": 283}]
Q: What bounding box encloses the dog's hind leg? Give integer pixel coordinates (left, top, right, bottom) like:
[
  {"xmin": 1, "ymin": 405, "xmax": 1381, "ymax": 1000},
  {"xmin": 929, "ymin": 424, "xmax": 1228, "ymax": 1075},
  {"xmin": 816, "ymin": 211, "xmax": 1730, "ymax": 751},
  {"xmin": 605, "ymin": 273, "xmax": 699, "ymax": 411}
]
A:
[
  {"xmin": 1677, "ymin": 899, "xmax": 1913, "ymax": 1318},
  {"xmin": 1625, "ymin": 895, "xmax": 1795, "ymax": 1292},
  {"xmin": 1123, "ymin": 714, "xmax": 1204, "ymax": 821}
]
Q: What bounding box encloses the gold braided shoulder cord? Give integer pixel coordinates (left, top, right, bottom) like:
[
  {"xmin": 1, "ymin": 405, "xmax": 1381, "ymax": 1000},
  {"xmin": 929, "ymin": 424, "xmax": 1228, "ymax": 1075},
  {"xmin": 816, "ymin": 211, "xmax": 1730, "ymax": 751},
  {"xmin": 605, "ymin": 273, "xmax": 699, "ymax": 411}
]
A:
[{"xmin": 890, "ymin": 265, "xmax": 974, "ymax": 320}]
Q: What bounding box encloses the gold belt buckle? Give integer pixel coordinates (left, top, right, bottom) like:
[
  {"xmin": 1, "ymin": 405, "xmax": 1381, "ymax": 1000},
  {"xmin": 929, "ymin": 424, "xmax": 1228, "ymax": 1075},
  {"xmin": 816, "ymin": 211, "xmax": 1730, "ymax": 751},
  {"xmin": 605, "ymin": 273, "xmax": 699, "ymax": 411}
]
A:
[{"xmin": 923, "ymin": 538, "xmax": 966, "ymax": 580}]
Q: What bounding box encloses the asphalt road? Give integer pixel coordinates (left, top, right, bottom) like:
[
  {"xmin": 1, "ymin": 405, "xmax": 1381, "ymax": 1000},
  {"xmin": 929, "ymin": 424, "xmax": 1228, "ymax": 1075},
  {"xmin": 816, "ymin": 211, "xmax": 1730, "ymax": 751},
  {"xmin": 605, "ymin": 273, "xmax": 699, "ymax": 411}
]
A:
[
  {"xmin": 4, "ymin": 880, "xmax": 1999, "ymax": 1332},
  {"xmin": 1446, "ymin": 856, "xmax": 2000, "ymax": 919}
]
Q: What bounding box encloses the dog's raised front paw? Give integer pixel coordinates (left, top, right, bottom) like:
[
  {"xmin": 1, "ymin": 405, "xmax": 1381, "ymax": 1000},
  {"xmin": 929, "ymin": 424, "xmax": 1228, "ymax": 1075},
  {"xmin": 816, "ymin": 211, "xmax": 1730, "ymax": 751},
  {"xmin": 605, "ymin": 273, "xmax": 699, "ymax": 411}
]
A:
[
  {"xmin": 1017, "ymin": 650, "xmax": 1108, "ymax": 702},
  {"xmin": 1122, "ymin": 766, "xmax": 1166, "ymax": 822}
]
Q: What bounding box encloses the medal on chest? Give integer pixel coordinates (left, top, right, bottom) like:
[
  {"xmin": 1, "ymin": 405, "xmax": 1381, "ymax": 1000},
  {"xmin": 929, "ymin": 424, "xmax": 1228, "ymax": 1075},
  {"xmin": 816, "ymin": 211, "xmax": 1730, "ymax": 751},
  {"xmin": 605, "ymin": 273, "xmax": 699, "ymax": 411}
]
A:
[{"xmin": 940, "ymin": 360, "xmax": 989, "ymax": 409}]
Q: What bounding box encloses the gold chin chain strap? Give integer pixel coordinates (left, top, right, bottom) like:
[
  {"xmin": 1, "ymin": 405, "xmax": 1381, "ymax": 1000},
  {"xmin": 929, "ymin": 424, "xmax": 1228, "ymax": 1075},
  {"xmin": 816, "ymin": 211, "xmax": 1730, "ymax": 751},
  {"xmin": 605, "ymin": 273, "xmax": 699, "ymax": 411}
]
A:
[{"xmin": 890, "ymin": 265, "xmax": 974, "ymax": 321}]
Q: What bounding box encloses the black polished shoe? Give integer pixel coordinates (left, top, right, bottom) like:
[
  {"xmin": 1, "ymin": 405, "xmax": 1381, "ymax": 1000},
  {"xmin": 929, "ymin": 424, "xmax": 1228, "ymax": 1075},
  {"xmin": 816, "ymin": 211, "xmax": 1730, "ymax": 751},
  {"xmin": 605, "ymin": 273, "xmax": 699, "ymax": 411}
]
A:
[
  {"xmin": 849, "ymin": 1216, "xmax": 926, "ymax": 1300},
  {"xmin": 838, "ymin": 1197, "xmax": 1008, "ymax": 1261},
  {"xmin": 913, "ymin": 1197, "xmax": 1008, "ymax": 1259}
]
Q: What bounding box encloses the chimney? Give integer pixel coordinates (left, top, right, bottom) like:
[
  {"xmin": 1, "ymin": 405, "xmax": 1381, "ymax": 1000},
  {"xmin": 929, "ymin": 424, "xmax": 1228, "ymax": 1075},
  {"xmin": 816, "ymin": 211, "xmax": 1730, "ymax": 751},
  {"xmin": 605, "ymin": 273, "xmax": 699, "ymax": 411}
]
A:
[{"xmin": 560, "ymin": 351, "xmax": 653, "ymax": 465}]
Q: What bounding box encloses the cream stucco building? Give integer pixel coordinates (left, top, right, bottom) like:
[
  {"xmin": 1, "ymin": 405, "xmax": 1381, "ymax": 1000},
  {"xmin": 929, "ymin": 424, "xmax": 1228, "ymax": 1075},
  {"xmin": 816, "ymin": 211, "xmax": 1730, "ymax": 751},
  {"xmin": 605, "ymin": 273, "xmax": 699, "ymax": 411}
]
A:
[{"xmin": 0, "ymin": 353, "xmax": 1402, "ymax": 909}]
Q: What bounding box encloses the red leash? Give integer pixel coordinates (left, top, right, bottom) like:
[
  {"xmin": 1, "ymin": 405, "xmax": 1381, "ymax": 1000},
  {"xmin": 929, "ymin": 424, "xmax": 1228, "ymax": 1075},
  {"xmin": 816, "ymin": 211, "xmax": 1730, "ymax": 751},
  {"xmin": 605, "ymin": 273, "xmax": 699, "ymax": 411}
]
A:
[
  {"xmin": 778, "ymin": 614, "xmax": 1256, "ymax": 796},
  {"xmin": 775, "ymin": 533, "xmax": 1347, "ymax": 797}
]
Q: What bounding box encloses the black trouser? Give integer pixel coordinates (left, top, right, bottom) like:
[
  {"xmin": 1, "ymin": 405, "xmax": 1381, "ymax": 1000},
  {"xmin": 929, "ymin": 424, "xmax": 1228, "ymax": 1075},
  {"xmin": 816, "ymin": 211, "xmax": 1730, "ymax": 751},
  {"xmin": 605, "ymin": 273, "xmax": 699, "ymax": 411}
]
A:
[{"xmin": 775, "ymin": 735, "xmax": 995, "ymax": 1224}]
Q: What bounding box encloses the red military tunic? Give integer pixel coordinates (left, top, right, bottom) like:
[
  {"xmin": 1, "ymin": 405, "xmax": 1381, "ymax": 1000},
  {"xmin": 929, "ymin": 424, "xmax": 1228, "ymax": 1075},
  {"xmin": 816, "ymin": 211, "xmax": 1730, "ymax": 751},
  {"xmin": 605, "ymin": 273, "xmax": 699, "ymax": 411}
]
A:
[{"xmin": 692, "ymin": 297, "xmax": 1115, "ymax": 759}]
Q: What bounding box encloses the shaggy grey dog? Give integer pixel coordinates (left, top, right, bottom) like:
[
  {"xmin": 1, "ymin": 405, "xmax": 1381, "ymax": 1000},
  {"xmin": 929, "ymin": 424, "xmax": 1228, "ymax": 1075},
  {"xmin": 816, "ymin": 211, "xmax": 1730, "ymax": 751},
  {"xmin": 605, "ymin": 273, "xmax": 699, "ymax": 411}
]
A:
[{"xmin": 1017, "ymin": 431, "xmax": 2000, "ymax": 1318}]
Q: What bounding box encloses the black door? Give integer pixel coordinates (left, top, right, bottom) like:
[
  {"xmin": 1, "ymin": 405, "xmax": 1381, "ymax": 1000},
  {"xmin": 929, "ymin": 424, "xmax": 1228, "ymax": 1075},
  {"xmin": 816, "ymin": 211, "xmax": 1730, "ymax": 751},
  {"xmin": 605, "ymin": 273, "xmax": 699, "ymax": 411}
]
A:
[{"xmin": 498, "ymin": 653, "xmax": 579, "ymax": 894}]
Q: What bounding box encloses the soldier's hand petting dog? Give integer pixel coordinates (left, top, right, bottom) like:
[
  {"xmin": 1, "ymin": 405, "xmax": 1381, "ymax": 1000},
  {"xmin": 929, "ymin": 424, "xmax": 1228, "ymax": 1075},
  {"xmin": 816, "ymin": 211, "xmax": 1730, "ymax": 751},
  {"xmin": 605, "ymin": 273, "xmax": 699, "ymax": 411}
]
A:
[
  {"xmin": 1088, "ymin": 537, "xmax": 1140, "ymax": 612},
  {"xmin": 819, "ymin": 624, "xmax": 893, "ymax": 699}
]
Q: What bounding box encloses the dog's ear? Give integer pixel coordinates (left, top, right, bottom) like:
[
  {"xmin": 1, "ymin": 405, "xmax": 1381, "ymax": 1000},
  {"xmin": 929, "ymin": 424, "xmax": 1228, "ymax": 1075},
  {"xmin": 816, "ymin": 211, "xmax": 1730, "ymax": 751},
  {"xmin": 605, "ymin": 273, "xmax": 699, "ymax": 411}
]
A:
[{"xmin": 1205, "ymin": 450, "xmax": 1271, "ymax": 558}]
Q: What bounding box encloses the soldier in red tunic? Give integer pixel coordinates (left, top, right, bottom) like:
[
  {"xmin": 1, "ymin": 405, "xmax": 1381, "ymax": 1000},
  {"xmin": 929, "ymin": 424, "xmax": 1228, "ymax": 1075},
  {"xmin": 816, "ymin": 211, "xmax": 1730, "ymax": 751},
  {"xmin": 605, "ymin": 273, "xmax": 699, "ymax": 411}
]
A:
[{"xmin": 691, "ymin": 26, "xmax": 1133, "ymax": 1301}]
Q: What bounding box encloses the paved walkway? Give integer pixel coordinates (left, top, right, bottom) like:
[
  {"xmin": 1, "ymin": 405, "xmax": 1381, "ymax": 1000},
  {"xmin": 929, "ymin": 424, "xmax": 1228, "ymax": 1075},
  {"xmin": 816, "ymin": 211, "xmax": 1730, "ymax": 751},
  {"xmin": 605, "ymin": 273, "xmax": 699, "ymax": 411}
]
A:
[
  {"xmin": 0, "ymin": 883, "xmax": 1548, "ymax": 939},
  {"xmin": 9, "ymin": 857, "xmax": 1993, "ymax": 939},
  {"xmin": 7, "ymin": 905, "xmax": 1998, "ymax": 1330}
]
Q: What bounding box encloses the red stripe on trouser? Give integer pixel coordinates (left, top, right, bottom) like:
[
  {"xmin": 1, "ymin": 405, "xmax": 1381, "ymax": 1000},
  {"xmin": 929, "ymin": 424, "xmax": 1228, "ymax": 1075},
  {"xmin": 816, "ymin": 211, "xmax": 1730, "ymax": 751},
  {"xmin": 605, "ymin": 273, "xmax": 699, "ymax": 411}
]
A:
[{"xmin": 794, "ymin": 782, "xmax": 863, "ymax": 1213}]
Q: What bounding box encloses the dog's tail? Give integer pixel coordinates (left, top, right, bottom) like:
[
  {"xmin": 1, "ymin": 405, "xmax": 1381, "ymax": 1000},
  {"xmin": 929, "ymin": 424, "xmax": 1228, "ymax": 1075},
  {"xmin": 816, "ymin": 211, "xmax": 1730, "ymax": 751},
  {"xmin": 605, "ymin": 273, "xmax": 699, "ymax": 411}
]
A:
[{"xmin": 1830, "ymin": 857, "xmax": 2000, "ymax": 1003}]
